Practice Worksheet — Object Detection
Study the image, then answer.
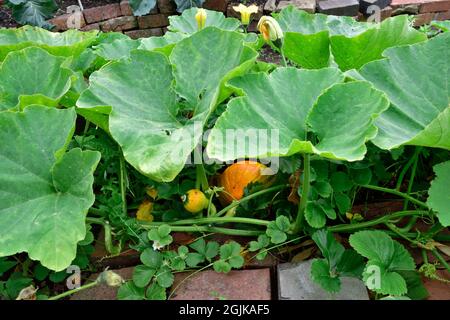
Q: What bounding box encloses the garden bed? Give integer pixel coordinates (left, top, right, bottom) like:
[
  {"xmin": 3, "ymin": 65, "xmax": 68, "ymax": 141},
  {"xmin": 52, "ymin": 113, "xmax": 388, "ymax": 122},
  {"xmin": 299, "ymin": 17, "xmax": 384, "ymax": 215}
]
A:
[{"xmin": 0, "ymin": 5, "xmax": 449, "ymax": 302}]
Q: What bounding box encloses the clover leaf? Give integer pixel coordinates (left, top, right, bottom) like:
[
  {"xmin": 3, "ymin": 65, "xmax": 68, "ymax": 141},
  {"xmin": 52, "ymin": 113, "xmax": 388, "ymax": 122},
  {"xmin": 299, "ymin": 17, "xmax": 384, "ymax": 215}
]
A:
[
  {"xmin": 148, "ymin": 225, "xmax": 173, "ymax": 249},
  {"xmin": 266, "ymin": 216, "xmax": 291, "ymax": 244},
  {"xmin": 213, "ymin": 241, "xmax": 244, "ymax": 273},
  {"xmin": 186, "ymin": 239, "xmax": 219, "ymax": 267},
  {"xmin": 249, "ymin": 235, "xmax": 270, "ymax": 260}
]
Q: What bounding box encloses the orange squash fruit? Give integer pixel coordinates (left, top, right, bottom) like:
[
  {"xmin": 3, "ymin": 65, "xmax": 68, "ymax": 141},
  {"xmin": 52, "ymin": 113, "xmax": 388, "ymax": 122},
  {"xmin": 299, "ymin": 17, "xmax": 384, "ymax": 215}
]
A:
[{"xmin": 218, "ymin": 161, "xmax": 273, "ymax": 205}]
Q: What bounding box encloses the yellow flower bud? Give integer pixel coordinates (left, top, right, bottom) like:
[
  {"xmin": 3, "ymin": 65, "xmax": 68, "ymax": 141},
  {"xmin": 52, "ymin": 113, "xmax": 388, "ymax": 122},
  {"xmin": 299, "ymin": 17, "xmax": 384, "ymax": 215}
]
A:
[
  {"xmin": 233, "ymin": 4, "xmax": 259, "ymax": 26},
  {"xmin": 257, "ymin": 16, "xmax": 283, "ymax": 42},
  {"xmin": 195, "ymin": 8, "xmax": 207, "ymax": 30}
]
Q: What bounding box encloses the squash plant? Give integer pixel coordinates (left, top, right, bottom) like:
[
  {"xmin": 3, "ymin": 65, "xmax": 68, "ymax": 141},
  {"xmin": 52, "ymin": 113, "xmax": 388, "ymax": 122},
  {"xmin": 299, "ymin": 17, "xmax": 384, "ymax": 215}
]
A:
[{"xmin": 0, "ymin": 7, "xmax": 449, "ymax": 300}]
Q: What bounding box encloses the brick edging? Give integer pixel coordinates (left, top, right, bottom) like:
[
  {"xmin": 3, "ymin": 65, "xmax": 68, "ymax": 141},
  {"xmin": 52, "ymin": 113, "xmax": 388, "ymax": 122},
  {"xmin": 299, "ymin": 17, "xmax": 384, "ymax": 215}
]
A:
[{"xmin": 48, "ymin": 0, "xmax": 450, "ymax": 38}]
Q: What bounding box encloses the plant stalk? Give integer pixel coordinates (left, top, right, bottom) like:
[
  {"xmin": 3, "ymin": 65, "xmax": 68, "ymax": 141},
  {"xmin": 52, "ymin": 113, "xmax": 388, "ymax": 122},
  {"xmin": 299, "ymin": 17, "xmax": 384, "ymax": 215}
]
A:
[
  {"xmin": 143, "ymin": 225, "xmax": 263, "ymax": 237},
  {"xmin": 140, "ymin": 216, "xmax": 270, "ymax": 227},
  {"xmin": 329, "ymin": 210, "xmax": 428, "ymax": 233},
  {"xmin": 215, "ymin": 184, "xmax": 287, "ymax": 217},
  {"xmin": 119, "ymin": 151, "xmax": 128, "ymax": 216},
  {"xmin": 48, "ymin": 280, "xmax": 99, "ymax": 300},
  {"xmin": 360, "ymin": 184, "xmax": 428, "ymax": 208},
  {"xmin": 431, "ymin": 249, "xmax": 450, "ymax": 274},
  {"xmin": 292, "ymin": 153, "xmax": 310, "ymax": 234}
]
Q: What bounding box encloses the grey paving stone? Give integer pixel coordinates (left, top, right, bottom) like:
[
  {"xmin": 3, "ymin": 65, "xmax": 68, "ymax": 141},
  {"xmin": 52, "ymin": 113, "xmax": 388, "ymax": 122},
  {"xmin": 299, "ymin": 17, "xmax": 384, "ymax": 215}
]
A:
[
  {"xmin": 318, "ymin": 0, "xmax": 360, "ymax": 16},
  {"xmin": 278, "ymin": 260, "xmax": 370, "ymax": 300}
]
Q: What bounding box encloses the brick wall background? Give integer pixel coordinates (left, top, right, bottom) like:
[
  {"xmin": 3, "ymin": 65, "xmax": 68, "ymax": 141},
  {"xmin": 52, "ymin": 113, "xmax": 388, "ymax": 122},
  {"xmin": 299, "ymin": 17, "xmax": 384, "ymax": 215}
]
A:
[{"xmin": 48, "ymin": 0, "xmax": 450, "ymax": 38}]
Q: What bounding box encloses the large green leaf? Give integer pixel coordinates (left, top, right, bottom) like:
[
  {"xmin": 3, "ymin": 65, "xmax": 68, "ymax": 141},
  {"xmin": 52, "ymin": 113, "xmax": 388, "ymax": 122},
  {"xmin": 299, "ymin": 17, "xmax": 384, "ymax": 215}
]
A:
[
  {"xmin": 129, "ymin": 0, "xmax": 156, "ymax": 16},
  {"xmin": 427, "ymin": 160, "xmax": 450, "ymax": 227},
  {"xmin": 330, "ymin": 15, "xmax": 426, "ymax": 71},
  {"xmin": 0, "ymin": 106, "xmax": 100, "ymax": 271},
  {"xmin": 0, "ymin": 47, "xmax": 73, "ymax": 111},
  {"xmin": 359, "ymin": 33, "xmax": 450, "ymax": 150},
  {"xmin": 168, "ymin": 7, "xmax": 240, "ymax": 34},
  {"xmin": 207, "ymin": 68, "xmax": 389, "ymax": 162},
  {"xmin": 276, "ymin": 7, "xmax": 426, "ymax": 70},
  {"xmin": 0, "ymin": 26, "xmax": 98, "ymax": 62},
  {"xmin": 9, "ymin": 0, "xmax": 57, "ymax": 29},
  {"xmin": 92, "ymin": 38, "xmax": 140, "ymax": 61},
  {"xmin": 138, "ymin": 32, "xmax": 188, "ymax": 56},
  {"xmin": 174, "ymin": 0, "xmax": 204, "ymax": 13},
  {"xmin": 78, "ymin": 28, "xmax": 257, "ymax": 182}
]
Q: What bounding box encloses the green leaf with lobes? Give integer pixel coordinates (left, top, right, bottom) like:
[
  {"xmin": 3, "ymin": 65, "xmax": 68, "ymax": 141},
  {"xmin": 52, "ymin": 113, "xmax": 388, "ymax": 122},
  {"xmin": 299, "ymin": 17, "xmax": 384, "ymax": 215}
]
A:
[
  {"xmin": 0, "ymin": 26, "xmax": 98, "ymax": 62},
  {"xmin": 0, "ymin": 106, "xmax": 100, "ymax": 271},
  {"xmin": 0, "ymin": 47, "xmax": 73, "ymax": 111},
  {"xmin": 206, "ymin": 67, "xmax": 389, "ymax": 162},
  {"xmin": 359, "ymin": 32, "xmax": 450, "ymax": 151},
  {"xmin": 77, "ymin": 28, "xmax": 257, "ymax": 182},
  {"xmin": 427, "ymin": 160, "xmax": 450, "ymax": 227},
  {"xmin": 168, "ymin": 7, "xmax": 240, "ymax": 33},
  {"xmin": 276, "ymin": 7, "xmax": 426, "ymax": 70}
]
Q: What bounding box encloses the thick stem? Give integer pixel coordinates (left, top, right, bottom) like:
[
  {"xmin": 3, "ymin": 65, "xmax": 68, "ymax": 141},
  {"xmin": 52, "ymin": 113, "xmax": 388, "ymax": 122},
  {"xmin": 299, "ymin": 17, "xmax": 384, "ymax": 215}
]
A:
[
  {"xmin": 292, "ymin": 154, "xmax": 310, "ymax": 234},
  {"xmin": 140, "ymin": 216, "xmax": 270, "ymax": 227},
  {"xmin": 119, "ymin": 151, "xmax": 127, "ymax": 216},
  {"xmin": 215, "ymin": 184, "xmax": 287, "ymax": 217},
  {"xmin": 395, "ymin": 150, "xmax": 417, "ymax": 191},
  {"xmin": 403, "ymin": 147, "xmax": 421, "ymax": 210},
  {"xmin": 143, "ymin": 225, "xmax": 263, "ymax": 237},
  {"xmin": 360, "ymin": 184, "xmax": 428, "ymax": 208},
  {"xmin": 329, "ymin": 210, "xmax": 428, "ymax": 233},
  {"xmin": 193, "ymin": 147, "xmax": 208, "ymax": 191},
  {"xmin": 48, "ymin": 281, "xmax": 99, "ymax": 300},
  {"xmin": 431, "ymin": 249, "xmax": 450, "ymax": 273}
]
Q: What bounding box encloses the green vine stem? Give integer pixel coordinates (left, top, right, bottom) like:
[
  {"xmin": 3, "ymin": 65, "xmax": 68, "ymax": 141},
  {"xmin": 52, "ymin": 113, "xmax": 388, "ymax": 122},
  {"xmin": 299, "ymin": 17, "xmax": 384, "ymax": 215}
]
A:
[
  {"xmin": 48, "ymin": 280, "xmax": 99, "ymax": 300},
  {"xmin": 194, "ymin": 148, "xmax": 209, "ymax": 191},
  {"xmin": 141, "ymin": 225, "xmax": 263, "ymax": 237},
  {"xmin": 329, "ymin": 210, "xmax": 429, "ymax": 233},
  {"xmin": 431, "ymin": 249, "xmax": 450, "ymax": 274},
  {"xmin": 143, "ymin": 216, "xmax": 270, "ymax": 227},
  {"xmin": 397, "ymin": 147, "xmax": 422, "ymax": 232},
  {"xmin": 215, "ymin": 184, "xmax": 287, "ymax": 216},
  {"xmin": 395, "ymin": 147, "xmax": 421, "ymax": 191},
  {"xmin": 360, "ymin": 184, "xmax": 428, "ymax": 208},
  {"xmin": 292, "ymin": 153, "xmax": 310, "ymax": 234},
  {"xmin": 119, "ymin": 150, "xmax": 128, "ymax": 216}
]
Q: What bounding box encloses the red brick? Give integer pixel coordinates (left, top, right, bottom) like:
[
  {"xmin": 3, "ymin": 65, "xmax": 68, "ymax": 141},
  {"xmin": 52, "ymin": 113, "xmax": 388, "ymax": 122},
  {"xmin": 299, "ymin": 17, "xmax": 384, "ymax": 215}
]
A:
[
  {"xmin": 423, "ymin": 270, "xmax": 450, "ymax": 300},
  {"xmin": 413, "ymin": 12, "xmax": 435, "ymax": 25},
  {"xmin": 125, "ymin": 28, "xmax": 164, "ymax": 39},
  {"xmin": 169, "ymin": 269, "xmax": 272, "ymax": 300},
  {"xmin": 49, "ymin": 12, "xmax": 86, "ymax": 31},
  {"xmin": 420, "ymin": 0, "xmax": 450, "ymax": 12},
  {"xmin": 71, "ymin": 267, "xmax": 134, "ymax": 300},
  {"xmin": 137, "ymin": 14, "xmax": 169, "ymax": 28},
  {"xmin": 204, "ymin": 0, "xmax": 229, "ymax": 12},
  {"xmin": 381, "ymin": 5, "xmax": 393, "ymax": 19},
  {"xmin": 120, "ymin": 0, "xmax": 133, "ymax": 15},
  {"xmin": 158, "ymin": 0, "xmax": 176, "ymax": 14},
  {"xmin": 83, "ymin": 4, "xmax": 121, "ymax": 24},
  {"xmin": 391, "ymin": 0, "xmax": 423, "ymax": 6},
  {"xmin": 435, "ymin": 9, "xmax": 450, "ymax": 19},
  {"xmin": 80, "ymin": 23, "xmax": 101, "ymax": 31},
  {"xmin": 101, "ymin": 16, "xmax": 138, "ymax": 32}
]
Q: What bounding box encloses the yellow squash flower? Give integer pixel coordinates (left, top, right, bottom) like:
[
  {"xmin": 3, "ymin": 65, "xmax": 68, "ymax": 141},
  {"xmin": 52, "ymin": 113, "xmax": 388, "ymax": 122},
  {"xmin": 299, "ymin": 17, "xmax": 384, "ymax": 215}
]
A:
[
  {"xmin": 233, "ymin": 3, "xmax": 259, "ymax": 26},
  {"xmin": 195, "ymin": 8, "xmax": 207, "ymax": 30},
  {"xmin": 136, "ymin": 199, "xmax": 154, "ymax": 222},
  {"xmin": 257, "ymin": 16, "xmax": 283, "ymax": 41}
]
